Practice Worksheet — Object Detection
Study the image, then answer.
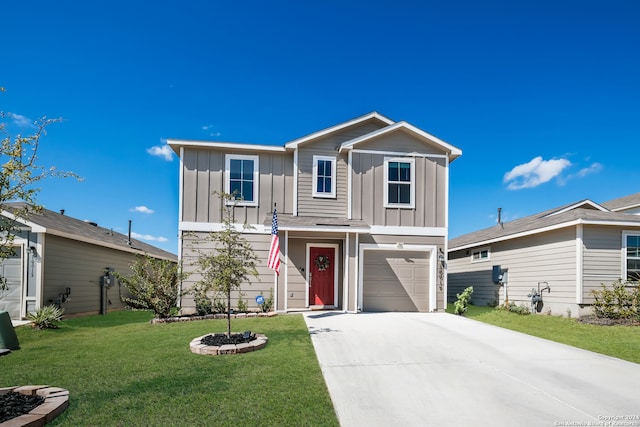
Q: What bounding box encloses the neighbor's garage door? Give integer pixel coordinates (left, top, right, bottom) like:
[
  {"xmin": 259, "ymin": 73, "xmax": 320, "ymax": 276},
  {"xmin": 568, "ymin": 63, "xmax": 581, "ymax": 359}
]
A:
[{"xmin": 362, "ymin": 250, "xmax": 430, "ymax": 312}]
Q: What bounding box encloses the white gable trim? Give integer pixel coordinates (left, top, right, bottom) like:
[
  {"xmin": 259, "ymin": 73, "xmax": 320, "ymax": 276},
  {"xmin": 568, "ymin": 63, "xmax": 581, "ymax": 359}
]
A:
[
  {"xmin": 284, "ymin": 112, "xmax": 394, "ymax": 148},
  {"xmin": 339, "ymin": 121, "xmax": 462, "ymax": 160},
  {"xmin": 544, "ymin": 200, "xmax": 609, "ymax": 217}
]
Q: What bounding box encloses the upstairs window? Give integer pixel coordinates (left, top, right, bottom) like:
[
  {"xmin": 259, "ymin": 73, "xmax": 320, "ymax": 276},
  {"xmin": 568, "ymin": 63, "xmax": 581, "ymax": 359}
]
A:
[
  {"xmin": 384, "ymin": 157, "xmax": 415, "ymax": 208},
  {"xmin": 313, "ymin": 155, "xmax": 336, "ymax": 198},
  {"xmin": 471, "ymin": 247, "xmax": 490, "ymax": 263},
  {"xmin": 225, "ymin": 154, "xmax": 259, "ymax": 206},
  {"xmin": 624, "ymin": 233, "xmax": 640, "ymax": 281}
]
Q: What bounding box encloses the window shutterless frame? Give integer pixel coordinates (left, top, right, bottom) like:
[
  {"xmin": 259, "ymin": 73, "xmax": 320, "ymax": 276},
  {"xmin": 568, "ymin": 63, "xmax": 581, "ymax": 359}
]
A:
[
  {"xmin": 383, "ymin": 157, "xmax": 415, "ymax": 208},
  {"xmin": 224, "ymin": 154, "xmax": 259, "ymax": 206},
  {"xmin": 312, "ymin": 155, "xmax": 336, "ymax": 198}
]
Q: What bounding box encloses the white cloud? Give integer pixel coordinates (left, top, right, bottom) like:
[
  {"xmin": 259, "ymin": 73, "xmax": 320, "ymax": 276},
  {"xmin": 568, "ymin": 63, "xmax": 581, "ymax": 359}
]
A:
[
  {"xmin": 10, "ymin": 113, "xmax": 34, "ymax": 128},
  {"xmin": 576, "ymin": 162, "xmax": 603, "ymax": 178},
  {"xmin": 131, "ymin": 232, "xmax": 168, "ymax": 243},
  {"xmin": 130, "ymin": 206, "xmax": 154, "ymax": 214},
  {"xmin": 202, "ymin": 124, "xmax": 221, "ymax": 137},
  {"xmin": 504, "ymin": 156, "xmax": 572, "ymax": 190},
  {"xmin": 147, "ymin": 143, "xmax": 174, "ymax": 161}
]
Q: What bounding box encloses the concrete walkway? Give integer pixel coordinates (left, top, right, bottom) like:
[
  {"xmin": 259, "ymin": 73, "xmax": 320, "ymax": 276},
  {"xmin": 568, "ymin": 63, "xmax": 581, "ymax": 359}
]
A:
[{"xmin": 304, "ymin": 312, "xmax": 640, "ymax": 427}]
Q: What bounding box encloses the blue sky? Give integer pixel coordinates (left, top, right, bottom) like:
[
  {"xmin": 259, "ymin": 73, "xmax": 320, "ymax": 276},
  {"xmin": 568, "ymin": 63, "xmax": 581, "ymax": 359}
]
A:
[{"xmin": 2, "ymin": 1, "xmax": 639, "ymax": 254}]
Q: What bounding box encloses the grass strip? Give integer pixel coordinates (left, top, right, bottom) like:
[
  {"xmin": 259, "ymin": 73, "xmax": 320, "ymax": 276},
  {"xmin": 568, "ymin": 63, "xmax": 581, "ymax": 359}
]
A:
[
  {"xmin": 1, "ymin": 311, "xmax": 338, "ymax": 426},
  {"xmin": 448, "ymin": 304, "xmax": 640, "ymax": 364}
]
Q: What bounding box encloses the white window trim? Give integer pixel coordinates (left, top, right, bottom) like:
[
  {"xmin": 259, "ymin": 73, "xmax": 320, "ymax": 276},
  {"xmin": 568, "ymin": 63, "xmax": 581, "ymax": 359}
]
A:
[
  {"xmin": 312, "ymin": 155, "xmax": 337, "ymax": 198},
  {"xmin": 622, "ymin": 230, "xmax": 640, "ymax": 281},
  {"xmin": 383, "ymin": 157, "xmax": 415, "ymax": 209},
  {"xmin": 224, "ymin": 154, "xmax": 259, "ymax": 206},
  {"xmin": 470, "ymin": 246, "xmax": 491, "ymax": 263}
]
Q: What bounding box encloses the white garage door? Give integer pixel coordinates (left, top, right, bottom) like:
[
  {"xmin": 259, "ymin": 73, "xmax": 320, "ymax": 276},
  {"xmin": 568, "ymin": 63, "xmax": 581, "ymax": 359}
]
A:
[{"xmin": 362, "ymin": 250, "xmax": 430, "ymax": 312}]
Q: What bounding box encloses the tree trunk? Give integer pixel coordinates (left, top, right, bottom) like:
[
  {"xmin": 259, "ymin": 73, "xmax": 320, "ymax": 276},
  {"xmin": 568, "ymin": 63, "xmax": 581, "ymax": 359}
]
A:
[{"xmin": 227, "ymin": 291, "xmax": 231, "ymax": 337}]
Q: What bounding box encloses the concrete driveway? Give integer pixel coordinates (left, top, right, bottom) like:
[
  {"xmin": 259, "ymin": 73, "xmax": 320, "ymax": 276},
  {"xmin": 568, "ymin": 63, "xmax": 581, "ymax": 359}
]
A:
[{"xmin": 304, "ymin": 312, "xmax": 640, "ymax": 427}]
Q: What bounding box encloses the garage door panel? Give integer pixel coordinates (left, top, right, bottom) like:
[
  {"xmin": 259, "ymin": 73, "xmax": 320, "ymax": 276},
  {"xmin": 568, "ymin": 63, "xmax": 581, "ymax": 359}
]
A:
[{"xmin": 362, "ymin": 250, "xmax": 430, "ymax": 312}]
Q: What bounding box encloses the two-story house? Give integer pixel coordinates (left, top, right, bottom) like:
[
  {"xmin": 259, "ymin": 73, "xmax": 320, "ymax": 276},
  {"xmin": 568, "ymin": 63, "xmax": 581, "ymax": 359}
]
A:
[{"xmin": 169, "ymin": 112, "xmax": 462, "ymax": 313}]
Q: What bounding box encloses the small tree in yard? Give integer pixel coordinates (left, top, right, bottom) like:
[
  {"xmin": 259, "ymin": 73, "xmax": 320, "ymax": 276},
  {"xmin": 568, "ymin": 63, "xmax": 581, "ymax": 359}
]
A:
[
  {"xmin": 0, "ymin": 87, "xmax": 79, "ymax": 262},
  {"xmin": 116, "ymin": 255, "xmax": 187, "ymax": 318},
  {"xmin": 454, "ymin": 286, "xmax": 473, "ymax": 315},
  {"xmin": 194, "ymin": 192, "xmax": 259, "ymax": 337}
]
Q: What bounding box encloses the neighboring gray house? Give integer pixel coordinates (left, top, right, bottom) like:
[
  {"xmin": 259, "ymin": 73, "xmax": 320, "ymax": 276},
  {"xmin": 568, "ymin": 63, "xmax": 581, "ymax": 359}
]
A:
[
  {"xmin": 169, "ymin": 112, "xmax": 462, "ymax": 313},
  {"xmin": 0, "ymin": 203, "xmax": 177, "ymax": 320},
  {"xmin": 447, "ymin": 193, "xmax": 640, "ymax": 317}
]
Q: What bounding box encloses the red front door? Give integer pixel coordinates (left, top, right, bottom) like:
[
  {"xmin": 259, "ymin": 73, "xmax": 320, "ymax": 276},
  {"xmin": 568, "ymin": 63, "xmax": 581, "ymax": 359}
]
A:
[{"xmin": 309, "ymin": 246, "xmax": 335, "ymax": 306}]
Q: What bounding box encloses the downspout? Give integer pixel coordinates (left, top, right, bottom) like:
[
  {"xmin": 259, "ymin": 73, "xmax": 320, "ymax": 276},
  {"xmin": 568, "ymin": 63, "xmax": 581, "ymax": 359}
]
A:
[
  {"xmin": 344, "ymin": 232, "xmax": 349, "ymax": 312},
  {"xmin": 293, "ymin": 148, "xmax": 298, "ymax": 216},
  {"xmin": 576, "ymin": 224, "xmax": 584, "ymax": 304},
  {"xmin": 177, "ymin": 146, "xmax": 185, "ymax": 308}
]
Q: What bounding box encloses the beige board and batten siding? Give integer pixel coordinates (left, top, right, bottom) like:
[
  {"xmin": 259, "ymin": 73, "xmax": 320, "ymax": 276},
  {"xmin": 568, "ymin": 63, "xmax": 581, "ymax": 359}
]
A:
[
  {"xmin": 42, "ymin": 234, "xmax": 132, "ymax": 316},
  {"xmin": 449, "ymin": 227, "xmax": 578, "ymax": 309},
  {"xmin": 181, "ymin": 148, "xmax": 293, "ymax": 224},
  {"xmin": 296, "ymin": 122, "xmax": 385, "ymax": 218},
  {"xmin": 180, "ymin": 231, "xmax": 277, "ymax": 312},
  {"xmin": 581, "ymin": 225, "xmax": 627, "ymax": 303},
  {"xmin": 351, "ymin": 150, "xmax": 447, "ymax": 228}
]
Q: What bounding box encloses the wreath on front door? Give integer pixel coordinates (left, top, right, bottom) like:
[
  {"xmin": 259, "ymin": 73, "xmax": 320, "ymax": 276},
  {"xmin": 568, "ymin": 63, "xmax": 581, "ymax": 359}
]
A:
[{"xmin": 315, "ymin": 255, "xmax": 330, "ymax": 271}]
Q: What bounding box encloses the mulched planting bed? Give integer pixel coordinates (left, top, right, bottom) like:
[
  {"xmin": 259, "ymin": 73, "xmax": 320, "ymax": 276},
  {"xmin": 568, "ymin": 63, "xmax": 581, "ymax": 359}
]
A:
[
  {"xmin": 0, "ymin": 392, "xmax": 45, "ymax": 423},
  {"xmin": 201, "ymin": 331, "xmax": 256, "ymax": 346},
  {"xmin": 577, "ymin": 316, "xmax": 640, "ymax": 326}
]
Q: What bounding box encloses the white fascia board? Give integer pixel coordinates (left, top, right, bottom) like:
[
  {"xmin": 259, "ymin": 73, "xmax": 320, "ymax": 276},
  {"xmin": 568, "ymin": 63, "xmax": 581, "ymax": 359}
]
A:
[
  {"xmin": 611, "ymin": 203, "xmax": 640, "ymax": 212},
  {"xmin": 339, "ymin": 121, "xmax": 462, "ymax": 161},
  {"xmin": 0, "ymin": 210, "xmax": 47, "ymax": 233},
  {"xmin": 369, "ymin": 225, "xmax": 447, "ymax": 237},
  {"xmin": 167, "ymin": 139, "xmax": 286, "ymax": 153},
  {"xmin": 179, "ymin": 221, "xmax": 271, "ymax": 234},
  {"xmin": 448, "ymin": 218, "xmax": 640, "ymax": 252},
  {"xmin": 284, "ymin": 112, "xmax": 395, "ymax": 149},
  {"xmin": 280, "ymin": 225, "xmax": 370, "ymax": 233}
]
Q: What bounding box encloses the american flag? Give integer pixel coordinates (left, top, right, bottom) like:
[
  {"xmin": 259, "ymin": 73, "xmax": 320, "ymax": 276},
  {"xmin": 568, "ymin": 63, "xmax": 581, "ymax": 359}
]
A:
[{"xmin": 267, "ymin": 208, "xmax": 280, "ymax": 275}]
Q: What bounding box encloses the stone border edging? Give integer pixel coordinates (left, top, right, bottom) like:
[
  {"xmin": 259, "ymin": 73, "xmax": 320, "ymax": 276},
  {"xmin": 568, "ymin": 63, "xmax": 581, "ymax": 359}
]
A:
[
  {"xmin": 190, "ymin": 333, "xmax": 268, "ymax": 355},
  {"xmin": 152, "ymin": 312, "xmax": 277, "ymax": 324},
  {"xmin": 0, "ymin": 385, "xmax": 69, "ymax": 427}
]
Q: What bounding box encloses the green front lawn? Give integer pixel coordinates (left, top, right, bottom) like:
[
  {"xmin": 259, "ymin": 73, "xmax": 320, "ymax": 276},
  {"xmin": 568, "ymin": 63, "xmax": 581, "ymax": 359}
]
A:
[
  {"xmin": 447, "ymin": 304, "xmax": 640, "ymax": 364},
  {"xmin": 1, "ymin": 311, "xmax": 338, "ymax": 426}
]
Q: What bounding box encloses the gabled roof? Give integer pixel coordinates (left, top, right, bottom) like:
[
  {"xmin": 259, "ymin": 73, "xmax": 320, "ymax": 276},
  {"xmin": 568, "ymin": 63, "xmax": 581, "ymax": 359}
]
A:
[
  {"xmin": 167, "ymin": 139, "xmax": 285, "ymax": 155},
  {"xmin": 284, "ymin": 112, "xmax": 395, "ymax": 148},
  {"xmin": 449, "ymin": 199, "xmax": 640, "ymax": 252},
  {"xmin": 601, "ymin": 192, "xmax": 640, "ymax": 212},
  {"xmin": 2, "ymin": 203, "xmax": 177, "ymax": 261},
  {"xmin": 338, "ymin": 121, "xmax": 462, "ymax": 162}
]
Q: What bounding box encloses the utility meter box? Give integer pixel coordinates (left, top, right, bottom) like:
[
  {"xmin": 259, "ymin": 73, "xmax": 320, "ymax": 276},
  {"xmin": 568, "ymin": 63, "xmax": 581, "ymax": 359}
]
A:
[{"xmin": 492, "ymin": 265, "xmax": 503, "ymax": 284}]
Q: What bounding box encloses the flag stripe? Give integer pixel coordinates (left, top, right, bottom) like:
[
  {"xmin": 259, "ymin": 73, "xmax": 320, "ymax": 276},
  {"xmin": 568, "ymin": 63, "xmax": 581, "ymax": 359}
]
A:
[{"xmin": 268, "ymin": 208, "xmax": 280, "ymax": 275}]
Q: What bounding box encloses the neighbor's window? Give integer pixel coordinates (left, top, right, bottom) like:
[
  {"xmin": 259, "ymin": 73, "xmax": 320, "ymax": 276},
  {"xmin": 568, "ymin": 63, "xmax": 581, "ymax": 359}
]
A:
[
  {"xmin": 471, "ymin": 247, "xmax": 490, "ymax": 263},
  {"xmin": 225, "ymin": 154, "xmax": 259, "ymax": 205},
  {"xmin": 312, "ymin": 155, "xmax": 336, "ymax": 198},
  {"xmin": 624, "ymin": 233, "xmax": 640, "ymax": 281},
  {"xmin": 384, "ymin": 157, "xmax": 415, "ymax": 208}
]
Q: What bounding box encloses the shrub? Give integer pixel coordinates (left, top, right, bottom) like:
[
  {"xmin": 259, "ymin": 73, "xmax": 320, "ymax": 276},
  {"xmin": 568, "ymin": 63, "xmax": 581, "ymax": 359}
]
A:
[
  {"xmin": 27, "ymin": 305, "xmax": 64, "ymax": 329},
  {"xmin": 192, "ymin": 284, "xmax": 213, "ymax": 316},
  {"xmin": 116, "ymin": 255, "xmax": 188, "ymax": 319},
  {"xmin": 213, "ymin": 295, "xmax": 227, "ymax": 314},
  {"xmin": 259, "ymin": 290, "xmax": 274, "ymax": 313},
  {"xmin": 237, "ymin": 293, "xmax": 248, "ymax": 313},
  {"xmin": 454, "ymin": 286, "xmax": 473, "ymax": 315},
  {"xmin": 591, "ymin": 280, "xmax": 640, "ymax": 320},
  {"xmin": 495, "ymin": 302, "xmax": 530, "ymax": 315}
]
